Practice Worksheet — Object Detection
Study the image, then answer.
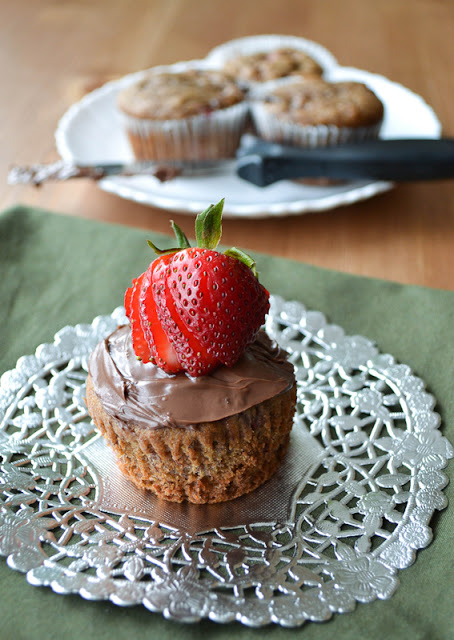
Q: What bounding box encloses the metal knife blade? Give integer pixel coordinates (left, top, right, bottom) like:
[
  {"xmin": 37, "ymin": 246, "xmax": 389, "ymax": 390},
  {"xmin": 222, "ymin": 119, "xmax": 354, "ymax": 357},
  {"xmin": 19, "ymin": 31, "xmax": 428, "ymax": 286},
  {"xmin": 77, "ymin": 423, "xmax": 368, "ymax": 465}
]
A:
[
  {"xmin": 8, "ymin": 139, "xmax": 454, "ymax": 187},
  {"xmin": 7, "ymin": 159, "xmax": 234, "ymax": 186},
  {"xmin": 235, "ymin": 138, "xmax": 454, "ymax": 186}
]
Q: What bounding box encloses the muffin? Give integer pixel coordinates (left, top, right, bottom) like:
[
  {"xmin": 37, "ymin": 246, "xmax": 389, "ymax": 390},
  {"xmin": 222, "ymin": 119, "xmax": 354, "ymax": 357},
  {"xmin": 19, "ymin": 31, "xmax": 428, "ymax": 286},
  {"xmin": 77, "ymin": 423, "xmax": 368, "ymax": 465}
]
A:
[
  {"xmin": 117, "ymin": 65, "xmax": 249, "ymax": 161},
  {"xmin": 86, "ymin": 327, "xmax": 296, "ymax": 504},
  {"xmin": 85, "ymin": 199, "xmax": 296, "ymax": 504},
  {"xmin": 205, "ymin": 34, "xmax": 338, "ymax": 84},
  {"xmin": 250, "ymin": 76, "xmax": 384, "ymax": 147},
  {"xmin": 223, "ymin": 47, "xmax": 324, "ymax": 84}
]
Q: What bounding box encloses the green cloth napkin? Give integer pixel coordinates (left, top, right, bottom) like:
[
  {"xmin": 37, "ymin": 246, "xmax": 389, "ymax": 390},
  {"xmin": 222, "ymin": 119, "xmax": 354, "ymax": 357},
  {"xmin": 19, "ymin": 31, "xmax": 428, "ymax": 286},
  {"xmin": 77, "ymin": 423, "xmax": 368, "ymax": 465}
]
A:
[{"xmin": 0, "ymin": 205, "xmax": 453, "ymax": 640}]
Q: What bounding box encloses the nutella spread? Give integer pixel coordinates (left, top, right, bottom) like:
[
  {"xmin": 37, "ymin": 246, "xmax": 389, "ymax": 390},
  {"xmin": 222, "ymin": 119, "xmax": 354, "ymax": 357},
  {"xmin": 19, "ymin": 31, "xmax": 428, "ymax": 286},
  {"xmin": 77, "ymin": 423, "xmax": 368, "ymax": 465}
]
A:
[{"xmin": 88, "ymin": 325, "xmax": 295, "ymax": 429}]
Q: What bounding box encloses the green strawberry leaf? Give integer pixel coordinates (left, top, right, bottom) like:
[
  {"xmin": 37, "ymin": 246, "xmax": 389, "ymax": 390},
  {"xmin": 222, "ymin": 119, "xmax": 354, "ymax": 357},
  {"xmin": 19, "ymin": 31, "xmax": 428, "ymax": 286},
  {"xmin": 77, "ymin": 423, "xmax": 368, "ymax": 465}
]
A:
[
  {"xmin": 147, "ymin": 240, "xmax": 180, "ymax": 255},
  {"xmin": 147, "ymin": 220, "xmax": 191, "ymax": 255},
  {"xmin": 171, "ymin": 220, "xmax": 191, "ymax": 249},
  {"xmin": 195, "ymin": 198, "xmax": 224, "ymax": 250},
  {"xmin": 224, "ymin": 247, "xmax": 258, "ymax": 278}
]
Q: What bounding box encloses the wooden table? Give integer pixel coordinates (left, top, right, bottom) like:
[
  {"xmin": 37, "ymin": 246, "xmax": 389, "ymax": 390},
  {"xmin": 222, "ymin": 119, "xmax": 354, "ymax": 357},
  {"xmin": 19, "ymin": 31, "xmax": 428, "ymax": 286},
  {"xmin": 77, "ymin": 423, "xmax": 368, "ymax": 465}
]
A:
[{"xmin": 2, "ymin": 0, "xmax": 453, "ymax": 290}]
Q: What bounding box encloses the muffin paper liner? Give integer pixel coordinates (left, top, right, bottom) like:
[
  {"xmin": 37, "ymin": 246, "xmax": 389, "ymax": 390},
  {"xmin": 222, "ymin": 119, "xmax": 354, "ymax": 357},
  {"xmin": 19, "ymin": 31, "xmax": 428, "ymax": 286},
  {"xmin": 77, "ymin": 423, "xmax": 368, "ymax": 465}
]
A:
[
  {"xmin": 119, "ymin": 101, "xmax": 250, "ymax": 161},
  {"xmin": 250, "ymin": 102, "xmax": 383, "ymax": 147}
]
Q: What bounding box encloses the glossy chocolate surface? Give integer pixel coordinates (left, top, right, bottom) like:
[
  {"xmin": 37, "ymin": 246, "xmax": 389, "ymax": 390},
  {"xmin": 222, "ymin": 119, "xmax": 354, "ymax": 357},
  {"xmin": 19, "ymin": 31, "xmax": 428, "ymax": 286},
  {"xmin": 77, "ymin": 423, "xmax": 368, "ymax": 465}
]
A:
[{"xmin": 88, "ymin": 325, "xmax": 295, "ymax": 428}]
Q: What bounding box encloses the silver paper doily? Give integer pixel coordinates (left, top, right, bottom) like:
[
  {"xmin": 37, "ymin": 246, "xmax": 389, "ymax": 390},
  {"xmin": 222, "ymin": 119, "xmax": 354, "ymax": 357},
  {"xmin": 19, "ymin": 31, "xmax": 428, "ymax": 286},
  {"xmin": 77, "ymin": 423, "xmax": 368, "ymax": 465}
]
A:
[{"xmin": 0, "ymin": 296, "xmax": 452, "ymax": 628}]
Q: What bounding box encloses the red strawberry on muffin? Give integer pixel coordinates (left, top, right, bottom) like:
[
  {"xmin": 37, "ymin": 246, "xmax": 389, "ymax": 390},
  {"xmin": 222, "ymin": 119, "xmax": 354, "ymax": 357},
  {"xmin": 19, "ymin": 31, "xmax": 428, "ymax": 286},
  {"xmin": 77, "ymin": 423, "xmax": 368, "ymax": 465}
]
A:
[{"xmin": 124, "ymin": 198, "xmax": 270, "ymax": 376}]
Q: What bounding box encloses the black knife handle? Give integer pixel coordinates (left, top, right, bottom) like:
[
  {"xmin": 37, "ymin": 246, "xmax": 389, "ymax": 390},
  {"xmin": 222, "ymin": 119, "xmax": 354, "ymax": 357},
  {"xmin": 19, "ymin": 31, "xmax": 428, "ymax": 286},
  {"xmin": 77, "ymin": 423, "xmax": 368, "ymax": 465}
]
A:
[{"xmin": 236, "ymin": 138, "xmax": 454, "ymax": 186}]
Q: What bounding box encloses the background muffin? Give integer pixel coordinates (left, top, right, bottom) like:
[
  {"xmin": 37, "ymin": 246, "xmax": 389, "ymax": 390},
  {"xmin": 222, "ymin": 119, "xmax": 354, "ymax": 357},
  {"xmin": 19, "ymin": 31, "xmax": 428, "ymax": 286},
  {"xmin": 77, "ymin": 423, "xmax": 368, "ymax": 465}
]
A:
[
  {"xmin": 250, "ymin": 76, "xmax": 384, "ymax": 147},
  {"xmin": 205, "ymin": 34, "xmax": 338, "ymax": 87},
  {"xmin": 117, "ymin": 63, "xmax": 249, "ymax": 161},
  {"xmin": 223, "ymin": 47, "xmax": 324, "ymax": 83}
]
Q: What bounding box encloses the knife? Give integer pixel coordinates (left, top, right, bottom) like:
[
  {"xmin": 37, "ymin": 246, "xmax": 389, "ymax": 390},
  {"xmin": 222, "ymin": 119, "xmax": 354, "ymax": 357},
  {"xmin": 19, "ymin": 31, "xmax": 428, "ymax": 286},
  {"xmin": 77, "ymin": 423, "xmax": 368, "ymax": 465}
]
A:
[
  {"xmin": 235, "ymin": 138, "xmax": 454, "ymax": 186},
  {"xmin": 8, "ymin": 138, "xmax": 454, "ymax": 187},
  {"xmin": 7, "ymin": 159, "xmax": 233, "ymax": 186}
]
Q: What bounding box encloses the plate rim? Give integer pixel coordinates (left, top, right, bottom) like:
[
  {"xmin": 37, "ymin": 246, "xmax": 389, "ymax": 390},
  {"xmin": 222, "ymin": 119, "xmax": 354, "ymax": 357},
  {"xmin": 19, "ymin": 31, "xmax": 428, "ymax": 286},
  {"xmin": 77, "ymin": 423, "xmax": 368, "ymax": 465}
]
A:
[{"xmin": 55, "ymin": 60, "xmax": 442, "ymax": 218}]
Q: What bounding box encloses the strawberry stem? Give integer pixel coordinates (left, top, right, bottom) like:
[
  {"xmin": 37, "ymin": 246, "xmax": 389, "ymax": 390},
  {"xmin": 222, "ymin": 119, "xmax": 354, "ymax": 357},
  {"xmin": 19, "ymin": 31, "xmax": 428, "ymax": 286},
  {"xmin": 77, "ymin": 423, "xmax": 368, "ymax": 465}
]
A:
[
  {"xmin": 148, "ymin": 198, "xmax": 259, "ymax": 279},
  {"xmin": 195, "ymin": 198, "xmax": 224, "ymax": 250}
]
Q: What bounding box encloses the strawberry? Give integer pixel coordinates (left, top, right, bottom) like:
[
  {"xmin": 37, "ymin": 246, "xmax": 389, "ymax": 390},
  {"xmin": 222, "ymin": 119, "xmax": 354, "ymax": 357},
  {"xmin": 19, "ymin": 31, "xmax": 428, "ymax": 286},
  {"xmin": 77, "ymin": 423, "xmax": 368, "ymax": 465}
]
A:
[
  {"xmin": 124, "ymin": 262, "xmax": 180, "ymax": 372},
  {"xmin": 138, "ymin": 259, "xmax": 181, "ymax": 373},
  {"xmin": 163, "ymin": 248, "xmax": 268, "ymax": 367},
  {"xmin": 125, "ymin": 198, "xmax": 270, "ymax": 376},
  {"xmin": 124, "ymin": 271, "xmax": 152, "ymax": 364}
]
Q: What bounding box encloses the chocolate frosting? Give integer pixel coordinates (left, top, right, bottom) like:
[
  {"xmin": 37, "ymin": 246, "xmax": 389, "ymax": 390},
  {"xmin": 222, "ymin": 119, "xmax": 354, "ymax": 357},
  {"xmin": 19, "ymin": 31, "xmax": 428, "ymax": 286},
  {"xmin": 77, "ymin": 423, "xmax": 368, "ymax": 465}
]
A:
[{"xmin": 88, "ymin": 325, "xmax": 295, "ymax": 429}]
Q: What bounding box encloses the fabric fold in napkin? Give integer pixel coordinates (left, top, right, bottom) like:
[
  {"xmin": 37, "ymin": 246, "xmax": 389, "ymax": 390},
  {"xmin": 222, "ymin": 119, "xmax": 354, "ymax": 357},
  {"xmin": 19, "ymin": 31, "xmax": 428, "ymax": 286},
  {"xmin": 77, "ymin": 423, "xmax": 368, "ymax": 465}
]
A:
[{"xmin": 0, "ymin": 205, "xmax": 453, "ymax": 640}]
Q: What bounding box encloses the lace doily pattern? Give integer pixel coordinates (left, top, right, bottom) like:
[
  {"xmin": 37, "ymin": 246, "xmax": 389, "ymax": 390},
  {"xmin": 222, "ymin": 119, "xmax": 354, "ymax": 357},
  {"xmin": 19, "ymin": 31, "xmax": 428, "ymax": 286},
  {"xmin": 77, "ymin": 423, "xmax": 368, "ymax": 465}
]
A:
[{"xmin": 0, "ymin": 298, "xmax": 452, "ymax": 627}]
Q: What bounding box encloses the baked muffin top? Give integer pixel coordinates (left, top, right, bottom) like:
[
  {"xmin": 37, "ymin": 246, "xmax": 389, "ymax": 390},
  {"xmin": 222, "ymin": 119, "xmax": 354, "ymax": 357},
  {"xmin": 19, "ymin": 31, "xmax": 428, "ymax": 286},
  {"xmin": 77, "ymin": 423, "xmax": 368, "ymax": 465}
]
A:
[
  {"xmin": 223, "ymin": 47, "xmax": 323, "ymax": 83},
  {"xmin": 117, "ymin": 68, "xmax": 245, "ymax": 120},
  {"xmin": 262, "ymin": 78, "xmax": 384, "ymax": 127}
]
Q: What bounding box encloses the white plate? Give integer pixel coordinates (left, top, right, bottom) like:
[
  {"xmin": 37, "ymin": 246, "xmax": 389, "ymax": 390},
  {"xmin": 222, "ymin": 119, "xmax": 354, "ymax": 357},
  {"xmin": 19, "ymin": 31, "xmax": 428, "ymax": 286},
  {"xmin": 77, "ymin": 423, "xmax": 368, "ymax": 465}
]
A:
[{"xmin": 55, "ymin": 64, "xmax": 441, "ymax": 219}]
